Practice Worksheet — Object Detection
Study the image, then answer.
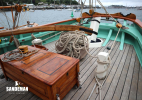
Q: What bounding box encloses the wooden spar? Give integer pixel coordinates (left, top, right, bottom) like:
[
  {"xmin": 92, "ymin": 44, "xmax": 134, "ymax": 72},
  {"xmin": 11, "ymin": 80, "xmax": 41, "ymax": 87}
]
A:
[
  {"xmin": 0, "ymin": 5, "xmax": 26, "ymax": 9},
  {"xmin": 11, "ymin": 8, "xmax": 14, "ymax": 23},
  {"xmin": 0, "ymin": 27, "xmax": 4, "ymax": 29},
  {"xmin": 0, "ymin": 5, "xmax": 15, "ymax": 9},
  {"xmin": 0, "ymin": 25, "xmax": 93, "ymax": 37}
]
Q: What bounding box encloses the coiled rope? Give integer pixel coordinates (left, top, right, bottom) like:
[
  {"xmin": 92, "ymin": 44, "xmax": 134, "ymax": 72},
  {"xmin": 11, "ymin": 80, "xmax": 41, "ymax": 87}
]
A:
[
  {"xmin": 55, "ymin": 30, "xmax": 89, "ymax": 59},
  {"xmin": 1, "ymin": 49, "xmax": 39, "ymax": 62}
]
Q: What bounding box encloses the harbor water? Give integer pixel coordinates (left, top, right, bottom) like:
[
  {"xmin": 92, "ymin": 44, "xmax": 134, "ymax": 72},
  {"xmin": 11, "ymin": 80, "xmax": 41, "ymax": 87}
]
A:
[{"xmin": 0, "ymin": 8, "xmax": 142, "ymax": 29}]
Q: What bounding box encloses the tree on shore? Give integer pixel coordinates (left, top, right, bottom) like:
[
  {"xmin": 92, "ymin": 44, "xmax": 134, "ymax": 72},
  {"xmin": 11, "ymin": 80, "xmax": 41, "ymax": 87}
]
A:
[{"xmin": 0, "ymin": 0, "xmax": 78, "ymax": 6}]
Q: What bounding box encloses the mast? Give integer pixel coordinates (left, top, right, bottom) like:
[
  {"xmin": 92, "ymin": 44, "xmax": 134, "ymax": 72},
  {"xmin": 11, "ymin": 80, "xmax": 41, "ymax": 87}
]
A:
[
  {"xmin": 89, "ymin": 0, "xmax": 91, "ymax": 8},
  {"xmin": 54, "ymin": 0, "xmax": 55, "ymax": 10}
]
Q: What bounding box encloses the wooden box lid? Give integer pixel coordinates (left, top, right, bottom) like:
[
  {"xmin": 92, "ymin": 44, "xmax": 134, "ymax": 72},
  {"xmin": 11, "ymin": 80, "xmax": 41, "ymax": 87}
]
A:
[{"xmin": 1, "ymin": 46, "xmax": 79, "ymax": 85}]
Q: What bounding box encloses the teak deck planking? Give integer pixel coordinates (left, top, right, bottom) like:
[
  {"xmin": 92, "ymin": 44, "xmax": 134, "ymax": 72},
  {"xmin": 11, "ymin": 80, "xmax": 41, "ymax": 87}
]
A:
[
  {"xmin": 112, "ymin": 45, "xmax": 133, "ymax": 100},
  {"xmin": 129, "ymin": 55, "xmax": 139, "ymax": 100},
  {"xmin": 78, "ymin": 41, "xmax": 119, "ymax": 100},
  {"xmin": 0, "ymin": 40, "xmax": 142, "ymax": 100},
  {"xmin": 104, "ymin": 44, "xmax": 130, "ymax": 100}
]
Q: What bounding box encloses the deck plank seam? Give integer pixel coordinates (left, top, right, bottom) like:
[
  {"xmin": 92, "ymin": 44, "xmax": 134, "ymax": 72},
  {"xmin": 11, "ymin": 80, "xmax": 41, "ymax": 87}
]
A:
[
  {"xmin": 110, "ymin": 44, "xmax": 130, "ymax": 100},
  {"xmin": 78, "ymin": 76, "xmax": 96, "ymax": 100},
  {"xmin": 79, "ymin": 48, "xmax": 98, "ymax": 67},
  {"xmin": 136, "ymin": 62, "xmax": 142, "ymax": 100},
  {"xmin": 0, "ymin": 80, "xmax": 14, "ymax": 92},
  {"xmin": 0, "ymin": 82, "xmax": 14, "ymax": 94},
  {"xmin": 128, "ymin": 55, "xmax": 138, "ymax": 100},
  {"xmin": 111, "ymin": 45, "xmax": 134, "ymax": 100},
  {"xmin": 20, "ymin": 93, "xmax": 34, "ymax": 100},
  {"xmin": 120, "ymin": 47, "xmax": 137, "ymax": 100},
  {"xmin": 80, "ymin": 48, "xmax": 98, "ymax": 66},
  {"xmin": 136, "ymin": 62, "xmax": 141, "ymax": 100},
  {"xmin": 119, "ymin": 46, "xmax": 134, "ymax": 100},
  {"xmin": 102, "ymin": 44, "xmax": 129, "ymax": 100},
  {"xmin": 0, "ymin": 83, "xmax": 15, "ymax": 98}
]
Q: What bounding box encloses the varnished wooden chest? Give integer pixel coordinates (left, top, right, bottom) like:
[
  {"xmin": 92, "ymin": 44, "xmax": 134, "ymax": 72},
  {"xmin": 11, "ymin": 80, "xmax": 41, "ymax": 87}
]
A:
[{"xmin": 0, "ymin": 46, "xmax": 80, "ymax": 100}]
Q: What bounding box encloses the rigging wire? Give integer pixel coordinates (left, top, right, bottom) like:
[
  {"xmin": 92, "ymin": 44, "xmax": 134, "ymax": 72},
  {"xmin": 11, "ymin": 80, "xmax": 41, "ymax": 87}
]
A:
[
  {"xmin": 79, "ymin": 0, "xmax": 87, "ymax": 24},
  {"xmin": 97, "ymin": 0, "xmax": 118, "ymax": 23},
  {"xmin": 95, "ymin": 0, "xmax": 96, "ymax": 11},
  {"xmin": 1, "ymin": 0, "xmax": 11, "ymax": 29},
  {"xmin": 20, "ymin": 11, "xmax": 28, "ymax": 25},
  {"xmin": 0, "ymin": 18, "xmax": 8, "ymax": 29},
  {"xmin": 16, "ymin": 13, "xmax": 21, "ymax": 28},
  {"xmin": 92, "ymin": 0, "xmax": 93, "ymax": 9},
  {"xmin": 0, "ymin": 9, "xmax": 13, "ymax": 23}
]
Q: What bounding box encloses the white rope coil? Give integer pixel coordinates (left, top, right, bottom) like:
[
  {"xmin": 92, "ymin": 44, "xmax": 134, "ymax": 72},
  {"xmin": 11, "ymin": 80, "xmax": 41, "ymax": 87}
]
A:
[{"xmin": 55, "ymin": 30, "xmax": 89, "ymax": 59}]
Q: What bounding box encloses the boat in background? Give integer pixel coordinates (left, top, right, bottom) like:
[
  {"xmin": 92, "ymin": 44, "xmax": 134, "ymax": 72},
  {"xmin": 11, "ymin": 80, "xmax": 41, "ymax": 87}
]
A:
[
  {"xmin": 137, "ymin": 8, "xmax": 142, "ymax": 10},
  {"xmin": 67, "ymin": 0, "xmax": 73, "ymax": 11},
  {"xmin": 67, "ymin": 8, "xmax": 73, "ymax": 11},
  {"xmin": 74, "ymin": 7, "xmax": 81, "ymax": 12},
  {"xmin": 29, "ymin": 9, "xmax": 35, "ymax": 12},
  {"xmin": 57, "ymin": 9, "xmax": 62, "ymax": 11}
]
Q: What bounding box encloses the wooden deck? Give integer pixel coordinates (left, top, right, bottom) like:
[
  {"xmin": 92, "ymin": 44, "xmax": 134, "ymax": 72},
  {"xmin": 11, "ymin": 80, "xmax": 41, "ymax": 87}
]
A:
[{"xmin": 0, "ymin": 40, "xmax": 142, "ymax": 100}]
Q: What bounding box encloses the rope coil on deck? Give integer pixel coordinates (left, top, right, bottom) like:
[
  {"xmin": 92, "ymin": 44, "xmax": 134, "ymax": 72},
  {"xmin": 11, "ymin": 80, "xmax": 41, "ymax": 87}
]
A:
[{"xmin": 55, "ymin": 30, "xmax": 89, "ymax": 59}]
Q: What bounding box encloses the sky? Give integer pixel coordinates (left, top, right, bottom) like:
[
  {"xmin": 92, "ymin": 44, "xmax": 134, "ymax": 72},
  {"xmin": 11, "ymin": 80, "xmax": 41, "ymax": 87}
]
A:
[{"xmin": 83, "ymin": 0, "xmax": 142, "ymax": 6}]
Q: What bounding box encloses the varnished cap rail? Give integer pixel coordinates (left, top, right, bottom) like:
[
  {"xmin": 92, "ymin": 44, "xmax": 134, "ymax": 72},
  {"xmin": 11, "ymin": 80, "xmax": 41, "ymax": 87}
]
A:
[
  {"xmin": 82, "ymin": 12, "xmax": 136, "ymax": 19},
  {"xmin": 0, "ymin": 25, "xmax": 93, "ymax": 37},
  {"xmin": 81, "ymin": 12, "xmax": 142, "ymax": 28}
]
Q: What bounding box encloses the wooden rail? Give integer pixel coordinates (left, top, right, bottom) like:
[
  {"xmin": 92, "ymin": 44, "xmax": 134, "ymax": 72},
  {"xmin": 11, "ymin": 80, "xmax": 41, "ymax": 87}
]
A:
[
  {"xmin": 81, "ymin": 12, "xmax": 142, "ymax": 28},
  {"xmin": 0, "ymin": 25, "xmax": 93, "ymax": 37}
]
